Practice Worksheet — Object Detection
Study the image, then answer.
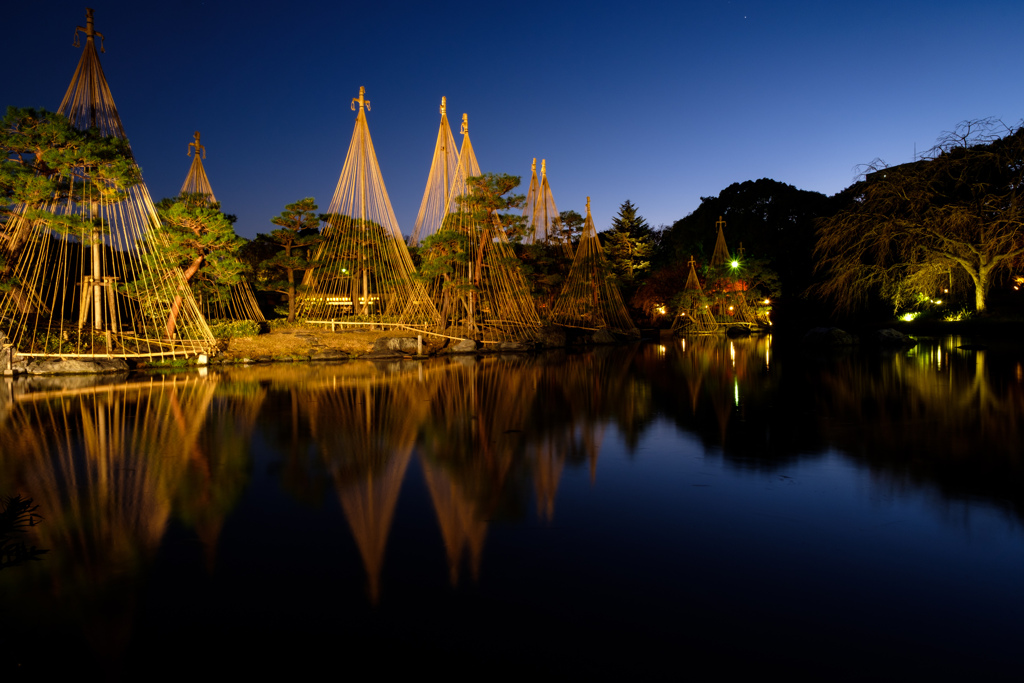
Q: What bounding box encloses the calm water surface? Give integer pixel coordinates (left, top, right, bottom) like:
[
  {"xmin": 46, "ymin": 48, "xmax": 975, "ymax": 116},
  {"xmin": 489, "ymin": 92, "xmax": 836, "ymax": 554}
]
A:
[{"xmin": 1, "ymin": 335, "xmax": 1022, "ymax": 679}]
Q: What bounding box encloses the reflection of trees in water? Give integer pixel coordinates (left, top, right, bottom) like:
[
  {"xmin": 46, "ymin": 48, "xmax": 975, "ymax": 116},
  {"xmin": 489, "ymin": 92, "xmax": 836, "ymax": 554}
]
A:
[
  {"xmin": 636, "ymin": 335, "xmax": 782, "ymax": 461},
  {"xmin": 808, "ymin": 342, "xmax": 1024, "ymax": 520},
  {"xmin": 633, "ymin": 334, "xmax": 1024, "ymax": 522},
  {"xmin": 414, "ymin": 354, "xmax": 620, "ymax": 582},
  {"xmin": 418, "ymin": 358, "xmax": 537, "ymax": 531},
  {"xmin": 0, "ymin": 375, "xmax": 220, "ymax": 665}
]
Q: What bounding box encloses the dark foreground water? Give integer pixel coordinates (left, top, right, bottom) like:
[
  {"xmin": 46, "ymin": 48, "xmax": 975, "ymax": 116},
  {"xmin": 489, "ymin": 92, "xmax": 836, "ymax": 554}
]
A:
[{"xmin": 1, "ymin": 335, "xmax": 1022, "ymax": 680}]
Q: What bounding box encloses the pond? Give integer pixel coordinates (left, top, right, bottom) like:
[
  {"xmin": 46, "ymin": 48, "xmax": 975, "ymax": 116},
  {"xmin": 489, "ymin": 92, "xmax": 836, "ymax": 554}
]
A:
[{"xmin": 1, "ymin": 335, "xmax": 1021, "ymax": 679}]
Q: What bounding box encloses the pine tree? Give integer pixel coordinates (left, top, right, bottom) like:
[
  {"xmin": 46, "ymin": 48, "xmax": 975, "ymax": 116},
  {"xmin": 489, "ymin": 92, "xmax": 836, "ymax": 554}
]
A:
[
  {"xmin": 155, "ymin": 193, "xmax": 246, "ymax": 327},
  {"xmin": 605, "ymin": 199, "xmax": 653, "ymax": 288},
  {"xmin": 260, "ymin": 198, "xmax": 321, "ymax": 322}
]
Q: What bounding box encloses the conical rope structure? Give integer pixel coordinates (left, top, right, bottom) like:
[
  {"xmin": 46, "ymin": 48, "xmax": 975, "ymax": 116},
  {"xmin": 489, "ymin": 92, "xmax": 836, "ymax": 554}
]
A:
[
  {"xmin": 300, "ymin": 87, "xmax": 440, "ymax": 328},
  {"xmin": 409, "ymin": 97, "xmax": 460, "ymax": 248},
  {"xmin": 705, "ymin": 218, "xmax": 759, "ymax": 327},
  {"xmin": 0, "ymin": 9, "xmax": 214, "ymax": 359},
  {"xmin": 181, "ymin": 132, "xmax": 216, "ymax": 200},
  {"xmin": 710, "ymin": 215, "xmax": 731, "ymax": 267},
  {"xmin": 420, "ymin": 114, "xmax": 542, "ymax": 342},
  {"xmin": 522, "ymin": 159, "xmax": 567, "ymax": 252},
  {"xmin": 178, "ymin": 132, "xmax": 264, "ymax": 322},
  {"xmin": 550, "ymin": 198, "xmax": 637, "ymax": 334},
  {"xmin": 447, "ymin": 113, "xmax": 480, "ymax": 205},
  {"xmin": 522, "ymin": 158, "xmax": 541, "ymax": 235},
  {"xmin": 672, "ymin": 256, "xmax": 718, "ymax": 334}
]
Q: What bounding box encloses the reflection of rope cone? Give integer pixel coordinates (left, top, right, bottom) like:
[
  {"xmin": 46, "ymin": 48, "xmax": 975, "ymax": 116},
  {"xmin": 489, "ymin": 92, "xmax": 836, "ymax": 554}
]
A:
[
  {"xmin": 335, "ymin": 450, "xmax": 412, "ymax": 604},
  {"xmin": 310, "ymin": 374, "xmax": 427, "ymax": 603},
  {"xmin": 532, "ymin": 441, "xmax": 565, "ymax": 522},
  {"xmin": 1, "ymin": 375, "xmax": 218, "ymax": 661},
  {"xmin": 421, "ymin": 456, "xmax": 487, "ymax": 585}
]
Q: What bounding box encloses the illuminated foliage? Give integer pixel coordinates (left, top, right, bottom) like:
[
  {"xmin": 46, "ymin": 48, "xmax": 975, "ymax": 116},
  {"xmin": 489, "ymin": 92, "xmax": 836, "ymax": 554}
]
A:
[{"xmin": 814, "ymin": 119, "xmax": 1024, "ymax": 313}]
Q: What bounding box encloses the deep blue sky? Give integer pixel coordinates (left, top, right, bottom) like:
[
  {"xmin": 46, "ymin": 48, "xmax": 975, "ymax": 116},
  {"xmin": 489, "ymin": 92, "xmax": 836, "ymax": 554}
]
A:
[{"xmin": 7, "ymin": 0, "xmax": 1024, "ymax": 240}]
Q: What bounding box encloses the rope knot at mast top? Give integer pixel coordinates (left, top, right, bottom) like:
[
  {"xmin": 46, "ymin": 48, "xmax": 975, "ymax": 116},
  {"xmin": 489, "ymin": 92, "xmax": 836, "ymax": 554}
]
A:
[
  {"xmin": 351, "ymin": 86, "xmax": 370, "ymax": 112},
  {"xmin": 188, "ymin": 131, "xmax": 205, "ymax": 159},
  {"xmin": 72, "ymin": 7, "xmax": 105, "ymax": 52}
]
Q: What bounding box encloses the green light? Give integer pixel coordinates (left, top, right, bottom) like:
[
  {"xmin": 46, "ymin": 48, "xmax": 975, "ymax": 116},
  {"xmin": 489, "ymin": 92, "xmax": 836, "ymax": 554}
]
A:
[{"xmin": 730, "ymin": 260, "xmax": 739, "ymax": 269}]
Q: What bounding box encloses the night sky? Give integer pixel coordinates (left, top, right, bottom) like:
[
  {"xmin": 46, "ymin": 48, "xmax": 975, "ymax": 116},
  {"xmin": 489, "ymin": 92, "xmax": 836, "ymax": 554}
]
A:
[{"xmin": 7, "ymin": 0, "xmax": 1024, "ymax": 240}]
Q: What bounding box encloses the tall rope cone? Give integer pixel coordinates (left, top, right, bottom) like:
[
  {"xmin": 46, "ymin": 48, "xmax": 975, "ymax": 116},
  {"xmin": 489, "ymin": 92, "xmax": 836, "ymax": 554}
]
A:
[
  {"xmin": 551, "ymin": 197, "xmax": 638, "ymax": 335},
  {"xmin": 522, "ymin": 159, "xmax": 566, "ymax": 249},
  {"xmin": 300, "ymin": 87, "xmax": 440, "ymax": 327},
  {"xmin": 421, "ymin": 113, "xmax": 542, "ymax": 342},
  {"xmin": 179, "ymin": 131, "xmax": 265, "ymax": 323},
  {"xmin": 0, "ymin": 8, "xmax": 214, "ymax": 359},
  {"xmin": 410, "ymin": 97, "xmax": 460, "ymax": 248}
]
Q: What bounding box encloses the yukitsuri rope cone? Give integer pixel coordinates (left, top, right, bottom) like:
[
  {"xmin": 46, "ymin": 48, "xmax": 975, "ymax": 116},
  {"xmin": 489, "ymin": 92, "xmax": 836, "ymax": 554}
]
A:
[
  {"xmin": 671, "ymin": 256, "xmax": 718, "ymax": 334},
  {"xmin": 710, "ymin": 215, "xmax": 732, "ymax": 268},
  {"xmin": 419, "ymin": 114, "xmax": 542, "ymax": 342},
  {"xmin": 409, "ymin": 97, "xmax": 460, "ymax": 248},
  {"xmin": 179, "ymin": 132, "xmax": 264, "ymax": 322},
  {"xmin": 0, "ymin": 9, "xmax": 214, "ymax": 359},
  {"xmin": 550, "ymin": 198, "xmax": 638, "ymax": 335},
  {"xmin": 300, "ymin": 87, "xmax": 440, "ymax": 328},
  {"xmin": 522, "ymin": 159, "xmax": 568, "ymax": 252},
  {"xmin": 706, "ymin": 217, "xmax": 759, "ymax": 327}
]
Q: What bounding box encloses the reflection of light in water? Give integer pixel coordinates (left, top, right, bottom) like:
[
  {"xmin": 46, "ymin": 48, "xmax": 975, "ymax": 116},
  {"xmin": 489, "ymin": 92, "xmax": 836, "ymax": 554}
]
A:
[
  {"xmin": 764, "ymin": 334, "xmax": 771, "ymax": 370},
  {"xmin": 730, "ymin": 342, "xmax": 736, "ymax": 368},
  {"xmin": 734, "ymin": 378, "xmax": 739, "ymax": 407},
  {"xmin": 937, "ymin": 345, "xmax": 942, "ymax": 372},
  {"xmin": 1017, "ymin": 363, "xmax": 1022, "ymax": 382},
  {"xmin": 658, "ymin": 345, "xmax": 665, "ymax": 357},
  {"xmin": 681, "ymin": 338, "xmax": 686, "ymax": 353}
]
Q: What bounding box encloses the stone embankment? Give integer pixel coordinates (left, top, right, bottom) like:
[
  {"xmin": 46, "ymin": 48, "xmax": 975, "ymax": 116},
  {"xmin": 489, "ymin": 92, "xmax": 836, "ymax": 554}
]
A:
[{"xmin": 2, "ymin": 324, "xmax": 637, "ymax": 374}]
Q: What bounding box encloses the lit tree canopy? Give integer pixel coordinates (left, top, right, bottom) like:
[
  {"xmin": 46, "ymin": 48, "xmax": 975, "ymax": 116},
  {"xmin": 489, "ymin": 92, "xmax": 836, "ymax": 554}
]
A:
[
  {"xmin": 603, "ymin": 199, "xmax": 653, "ymax": 289},
  {"xmin": 814, "ymin": 119, "xmax": 1024, "ymax": 313},
  {"xmin": 154, "ymin": 193, "xmax": 246, "ymax": 299},
  {"xmin": 1, "ymin": 106, "xmax": 138, "ymax": 230}
]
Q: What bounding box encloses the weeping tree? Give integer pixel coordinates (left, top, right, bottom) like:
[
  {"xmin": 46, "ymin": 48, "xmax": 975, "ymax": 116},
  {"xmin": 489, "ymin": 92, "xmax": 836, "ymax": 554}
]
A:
[{"xmin": 814, "ymin": 119, "xmax": 1024, "ymax": 314}]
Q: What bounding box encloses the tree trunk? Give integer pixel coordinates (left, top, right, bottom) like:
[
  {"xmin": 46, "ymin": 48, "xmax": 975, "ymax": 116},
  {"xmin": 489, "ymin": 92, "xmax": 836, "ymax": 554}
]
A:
[
  {"xmin": 973, "ymin": 259, "xmax": 991, "ymax": 312},
  {"xmin": 165, "ymin": 257, "xmax": 203, "ymax": 340},
  {"xmin": 287, "ymin": 268, "xmax": 296, "ymax": 323}
]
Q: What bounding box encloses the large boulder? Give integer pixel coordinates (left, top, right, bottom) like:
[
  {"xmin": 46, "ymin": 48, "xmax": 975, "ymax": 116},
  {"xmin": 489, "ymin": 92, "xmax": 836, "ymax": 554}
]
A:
[
  {"xmin": 534, "ymin": 326, "xmax": 567, "ymax": 348},
  {"xmin": 311, "ymin": 348, "xmax": 349, "ymax": 360},
  {"xmin": 801, "ymin": 327, "xmax": 856, "ymax": 346},
  {"xmin": 444, "ymin": 338, "xmax": 479, "ymax": 354},
  {"xmin": 498, "ymin": 340, "xmax": 530, "ymax": 352},
  {"xmin": 866, "ymin": 328, "xmax": 916, "ymax": 348},
  {"xmin": 371, "ymin": 336, "xmax": 423, "ymax": 355},
  {"xmin": 592, "ymin": 328, "xmax": 617, "ymax": 345},
  {"xmin": 23, "ymin": 357, "xmax": 129, "ymax": 374}
]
